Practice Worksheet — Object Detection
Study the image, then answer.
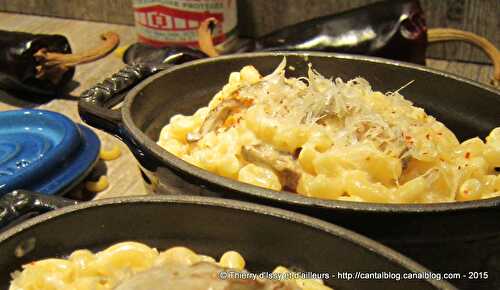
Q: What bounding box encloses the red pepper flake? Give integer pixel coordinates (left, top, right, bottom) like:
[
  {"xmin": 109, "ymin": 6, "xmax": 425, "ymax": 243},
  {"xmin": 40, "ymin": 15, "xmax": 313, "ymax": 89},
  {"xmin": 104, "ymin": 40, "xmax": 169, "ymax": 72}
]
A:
[
  {"xmin": 463, "ymin": 190, "xmax": 469, "ymax": 195},
  {"xmin": 437, "ymin": 132, "xmax": 443, "ymax": 136},
  {"xmin": 465, "ymin": 152, "xmax": 471, "ymax": 159},
  {"xmin": 425, "ymin": 133, "xmax": 430, "ymax": 140},
  {"xmin": 241, "ymin": 98, "xmax": 253, "ymax": 107}
]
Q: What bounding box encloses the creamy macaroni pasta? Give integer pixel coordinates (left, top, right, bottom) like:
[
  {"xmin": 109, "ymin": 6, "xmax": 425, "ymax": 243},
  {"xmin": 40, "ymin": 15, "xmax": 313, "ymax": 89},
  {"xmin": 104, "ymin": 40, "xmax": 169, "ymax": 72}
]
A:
[
  {"xmin": 9, "ymin": 242, "xmax": 332, "ymax": 290},
  {"xmin": 158, "ymin": 58, "xmax": 500, "ymax": 203}
]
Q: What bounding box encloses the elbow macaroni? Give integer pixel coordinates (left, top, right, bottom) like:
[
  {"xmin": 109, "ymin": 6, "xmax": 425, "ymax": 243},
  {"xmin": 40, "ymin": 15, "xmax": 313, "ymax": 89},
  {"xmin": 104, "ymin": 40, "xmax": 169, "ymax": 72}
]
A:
[
  {"xmin": 158, "ymin": 60, "xmax": 500, "ymax": 203},
  {"xmin": 9, "ymin": 242, "xmax": 332, "ymax": 290}
]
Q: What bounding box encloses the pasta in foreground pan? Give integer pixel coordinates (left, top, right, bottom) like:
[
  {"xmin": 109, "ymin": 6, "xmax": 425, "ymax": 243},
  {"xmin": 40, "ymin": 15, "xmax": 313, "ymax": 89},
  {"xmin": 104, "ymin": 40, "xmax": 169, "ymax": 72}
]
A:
[
  {"xmin": 158, "ymin": 58, "xmax": 500, "ymax": 203},
  {"xmin": 9, "ymin": 242, "xmax": 332, "ymax": 290}
]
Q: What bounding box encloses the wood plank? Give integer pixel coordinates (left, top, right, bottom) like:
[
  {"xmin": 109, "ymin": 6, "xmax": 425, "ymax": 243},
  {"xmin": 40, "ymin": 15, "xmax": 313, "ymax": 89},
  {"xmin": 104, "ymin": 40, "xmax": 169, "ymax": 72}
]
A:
[
  {"xmin": 0, "ymin": 0, "xmax": 134, "ymax": 25},
  {"xmin": 0, "ymin": 13, "xmax": 496, "ymax": 199},
  {"xmin": 426, "ymin": 58, "xmax": 495, "ymax": 85}
]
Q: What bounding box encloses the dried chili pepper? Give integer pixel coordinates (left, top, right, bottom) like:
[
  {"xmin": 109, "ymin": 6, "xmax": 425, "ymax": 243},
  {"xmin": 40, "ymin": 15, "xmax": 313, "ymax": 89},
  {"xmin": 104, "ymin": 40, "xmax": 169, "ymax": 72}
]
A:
[
  {"xmin": 244, "ymin": 0, "xmax": 427, "ymax": 64},
  {"xmin": 0, "ymin": 30, "xmax": 119, "ymax": 97}
]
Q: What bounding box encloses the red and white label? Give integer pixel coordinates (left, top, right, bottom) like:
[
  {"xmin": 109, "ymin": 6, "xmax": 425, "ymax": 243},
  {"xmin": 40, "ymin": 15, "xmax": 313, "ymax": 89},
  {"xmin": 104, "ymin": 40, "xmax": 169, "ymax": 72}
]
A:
[{"xmin": 133, "ymin": 0, "xmax": 237, "ymax": 47}]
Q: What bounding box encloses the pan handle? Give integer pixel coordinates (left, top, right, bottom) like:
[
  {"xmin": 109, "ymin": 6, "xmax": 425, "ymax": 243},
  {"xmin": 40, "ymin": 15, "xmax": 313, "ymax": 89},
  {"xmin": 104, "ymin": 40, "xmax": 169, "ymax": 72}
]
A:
[
  {"xmin": 78, "ymin": 50, "xmax": 199, "ymax": 135},
  {"xmin": 0, "ymin": 190, "xmax": 76, "ymax": 230},
  {"xmin": 77, "ymin": 63, "xmax": 166, "ymax": 170},
  {"xmin": 78, "ymin": 63, "xmax": 156, "ymax": 136}
]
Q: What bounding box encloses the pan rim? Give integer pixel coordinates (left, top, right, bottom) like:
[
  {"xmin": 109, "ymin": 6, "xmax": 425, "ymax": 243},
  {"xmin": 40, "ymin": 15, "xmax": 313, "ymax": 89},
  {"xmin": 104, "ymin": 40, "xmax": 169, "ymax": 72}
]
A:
[
  {"xmin": 122, "ymin": 51, "xmax": 500, "ymax": 213},
  {"xmin": 0, "ymin": 195, "xmax": 456, "ymax": 289}
]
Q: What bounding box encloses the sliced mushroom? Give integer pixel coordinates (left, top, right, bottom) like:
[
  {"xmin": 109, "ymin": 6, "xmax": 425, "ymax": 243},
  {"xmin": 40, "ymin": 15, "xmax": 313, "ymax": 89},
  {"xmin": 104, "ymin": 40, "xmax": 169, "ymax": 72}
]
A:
[
  {"xmin": 187, "ymin": 99, "xmax": 243, "ymax": 142},
  {"xmin": 114, "ymin": 262, "xmax": 299, "ymax": 290},
  {"xmin": 241, "ymin": 144, "xmax": 302, "ymax": 191}
]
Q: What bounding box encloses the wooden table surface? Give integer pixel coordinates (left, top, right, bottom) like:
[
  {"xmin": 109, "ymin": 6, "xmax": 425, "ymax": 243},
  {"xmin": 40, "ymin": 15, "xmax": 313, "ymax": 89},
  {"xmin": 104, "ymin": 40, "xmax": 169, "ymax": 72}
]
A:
[{"xmin": 0, "ymin": 12, "xmax": 497, "ymax": 199}]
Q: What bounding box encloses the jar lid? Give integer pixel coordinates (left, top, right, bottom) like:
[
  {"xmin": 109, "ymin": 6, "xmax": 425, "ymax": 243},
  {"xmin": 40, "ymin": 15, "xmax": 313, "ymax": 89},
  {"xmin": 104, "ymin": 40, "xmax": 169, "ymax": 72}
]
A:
[{"xmin": 0, "ymin": 110, "xmax": 100, "ymax": 196}]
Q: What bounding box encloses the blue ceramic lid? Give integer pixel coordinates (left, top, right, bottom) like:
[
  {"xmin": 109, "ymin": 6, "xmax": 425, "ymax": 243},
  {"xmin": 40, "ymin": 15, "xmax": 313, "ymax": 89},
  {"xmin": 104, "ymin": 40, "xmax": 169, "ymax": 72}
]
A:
[{"xmin": 0, "ymin": 110, "xmax": 100, "ymax": 196}]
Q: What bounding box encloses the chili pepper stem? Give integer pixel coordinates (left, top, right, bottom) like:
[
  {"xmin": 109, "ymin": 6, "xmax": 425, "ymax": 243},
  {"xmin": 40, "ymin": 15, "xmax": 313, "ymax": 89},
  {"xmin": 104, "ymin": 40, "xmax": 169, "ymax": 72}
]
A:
[
  {"xmin": 198, "ymin": 18, "xmax": 220, "ymax": 57},
  {"xmin": 428, "ymin": 28, "xmax": 500, "ymax": 87},
  {"xmin": 33, "ymin": 31, "xmax": 120, "ymax": 84}
]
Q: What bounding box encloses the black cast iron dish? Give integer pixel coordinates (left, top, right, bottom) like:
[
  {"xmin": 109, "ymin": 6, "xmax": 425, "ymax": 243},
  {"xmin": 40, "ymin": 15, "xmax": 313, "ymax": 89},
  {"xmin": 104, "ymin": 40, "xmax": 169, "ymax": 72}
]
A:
[
  {"xmin": 0, "ymin": 194, "xmax": 456, "ymax": 290},
  {"xmin": 78, "ymin": 52, "xmax": 500, "ymax": 290}
]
